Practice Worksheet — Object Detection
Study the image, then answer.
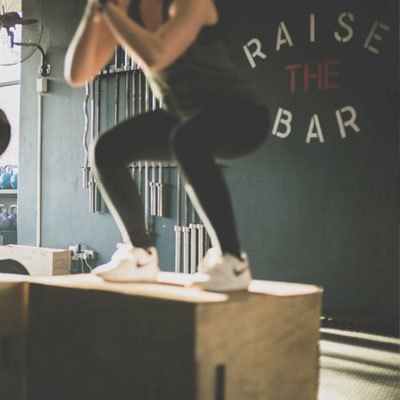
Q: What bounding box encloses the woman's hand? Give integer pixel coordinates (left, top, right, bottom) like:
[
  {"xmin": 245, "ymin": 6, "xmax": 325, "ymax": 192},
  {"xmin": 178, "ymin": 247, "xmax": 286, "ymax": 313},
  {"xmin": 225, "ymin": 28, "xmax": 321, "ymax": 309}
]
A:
[
  {"xmin": 86, "ymin": 0, "xmax": 101, "ymax": 12},
  {"xmin": 64, "ymin": 0, "xmax": 122, "ymax": 86},
  {"xmin": 83, "ymin": 0, "xmax": 100, "ymax": 20},
  {"xmin": 101, "ymin": 0, "xmax": 218, "ymax": 71},
  {"xmin": 88, "ymin": 0, "xmax": 128, "ymax": 13},
  {"xmin": 83, "ymin": 0, "xmax": 120, "ymax": 22},
  {"xmin": 94, "ymin": 0, "xmax": 114, "ymax": 11}
]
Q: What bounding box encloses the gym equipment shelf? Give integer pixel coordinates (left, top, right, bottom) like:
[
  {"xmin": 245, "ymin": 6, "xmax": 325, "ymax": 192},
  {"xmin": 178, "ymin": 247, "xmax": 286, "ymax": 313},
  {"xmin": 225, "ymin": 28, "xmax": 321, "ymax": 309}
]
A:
[{"xmin": 0, "ymin": 189, "xmax": 17, "ymax": 195}]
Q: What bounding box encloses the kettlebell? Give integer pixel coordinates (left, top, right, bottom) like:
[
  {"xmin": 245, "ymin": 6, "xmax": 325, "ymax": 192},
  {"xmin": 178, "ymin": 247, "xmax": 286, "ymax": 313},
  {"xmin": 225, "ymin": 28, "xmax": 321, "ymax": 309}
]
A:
[
  {"xmin": 0, "ymin": 165, "xmax": 12, "ymax": 189},
  {"xmin": 10, "ymin": 172, "xmax": 18, "ymax": 189},
  {"xmin": 8, "ymin": 205, "xmax": 17, "ymax": 230},
  {"xmin": 0, "ymin": 204, "xmax": 10, "ymax": 230}
]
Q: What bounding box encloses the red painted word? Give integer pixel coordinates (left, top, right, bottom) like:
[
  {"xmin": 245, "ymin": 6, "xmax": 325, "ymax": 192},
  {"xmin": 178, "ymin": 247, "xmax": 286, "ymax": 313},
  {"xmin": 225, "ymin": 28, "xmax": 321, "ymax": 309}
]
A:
[{"xmin": 284, "ymin": 60, "xmax": 341, "ymax": 93}]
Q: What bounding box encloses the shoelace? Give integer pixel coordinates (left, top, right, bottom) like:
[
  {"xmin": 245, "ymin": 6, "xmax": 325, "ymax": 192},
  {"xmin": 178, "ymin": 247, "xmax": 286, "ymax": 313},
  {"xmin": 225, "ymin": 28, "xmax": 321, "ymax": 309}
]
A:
[
  {"xmin": 111, "ymin": 243, "xmax": 136, "ymax": 263},
  {"xmin": 199, "ymin": 248, "xmax": 222, "ymax": 272}
]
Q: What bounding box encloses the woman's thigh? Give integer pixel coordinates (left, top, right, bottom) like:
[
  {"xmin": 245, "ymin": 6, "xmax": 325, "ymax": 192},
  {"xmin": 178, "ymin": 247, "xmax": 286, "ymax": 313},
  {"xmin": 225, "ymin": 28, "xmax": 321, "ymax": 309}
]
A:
[
  {"xmin": 172, "ymin": 100, "xmax": 270, "ymax": 162},
  {"xmin": 93, "ymin": 109, "xmax": 179, "ymax": 165}
]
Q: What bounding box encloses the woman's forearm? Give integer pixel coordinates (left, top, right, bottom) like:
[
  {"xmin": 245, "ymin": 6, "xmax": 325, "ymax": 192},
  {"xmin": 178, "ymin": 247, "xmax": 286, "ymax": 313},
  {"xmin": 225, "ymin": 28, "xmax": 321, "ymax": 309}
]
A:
[
  {"xmin": 101, "ymin": 3, "xmax": 162, "ymax": 70},
  {"xmin": 101, "ymin": 0, "xmax": 210, "ymax": 71},
  {"xmin": 64, "ymin": 4, "xmax": 116, "ymax": 86},
  {"xmin": 65, "ymin": 0, "xmax": 212, "ymax": 82}
]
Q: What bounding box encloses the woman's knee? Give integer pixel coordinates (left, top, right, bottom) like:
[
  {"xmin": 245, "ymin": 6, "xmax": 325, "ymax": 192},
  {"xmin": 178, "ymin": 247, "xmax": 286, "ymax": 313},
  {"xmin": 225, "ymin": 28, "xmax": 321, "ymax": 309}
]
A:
[
  {"xmin": 229, "ymin": 104, "xmax": 270, "ymax": 154},
  {"xmin": 169, "ymin": 125, "xmax": 200, "ymax": 160},
  {"xmin": 254, "ymin": 105, "xmax": 270, "ymax": 143},
  {"xmin": 89, "ymin": 133, "xmax": 120, "ymax": 172}
]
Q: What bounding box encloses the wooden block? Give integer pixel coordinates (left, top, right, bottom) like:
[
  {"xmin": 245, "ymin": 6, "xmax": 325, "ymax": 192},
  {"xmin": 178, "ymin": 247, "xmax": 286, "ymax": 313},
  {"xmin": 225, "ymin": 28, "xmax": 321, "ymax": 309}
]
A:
[
  {"xmin": 30, "ymin": 275, "xmax": 321, "ymax": 400},
  {"xmin": 0, "ymin": 273, "xmax": 322, "ymax": 400},
  {"xmin": 0, "ymin": 275, "xmax": 29, "ymax": 400},
  {"xmin": 0, "ymin": 245, "xmax": 70, "ymax": 276}
]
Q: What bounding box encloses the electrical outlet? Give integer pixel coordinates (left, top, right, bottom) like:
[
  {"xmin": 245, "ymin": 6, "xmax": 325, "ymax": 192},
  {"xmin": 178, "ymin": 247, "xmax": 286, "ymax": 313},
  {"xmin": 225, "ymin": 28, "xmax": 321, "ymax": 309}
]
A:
[
  {"xmin": 36, "ymin": 78, "xmax": 48, "ymax": 93},
  {"xmin": 68, "ymin": 245, "xmax": 79, "ymax": 261},
  {"xmin": 82, "ymin": 250, "xmax": 97, "ymax": 260},
  {"xmin": 69, "ymin": 244, "xmax": 81, "ymax": 253},
  {"xmin": 68, "ymin": 244, "xmax": 97, "ymax": 261}
]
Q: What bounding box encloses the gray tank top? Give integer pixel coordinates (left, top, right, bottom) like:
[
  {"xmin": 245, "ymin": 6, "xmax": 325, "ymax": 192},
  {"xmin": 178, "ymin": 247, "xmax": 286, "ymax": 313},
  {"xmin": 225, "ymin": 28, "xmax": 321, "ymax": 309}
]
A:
[{"xmin": 128, "ymin": 0, "xmax": 263, "ymax": 119}]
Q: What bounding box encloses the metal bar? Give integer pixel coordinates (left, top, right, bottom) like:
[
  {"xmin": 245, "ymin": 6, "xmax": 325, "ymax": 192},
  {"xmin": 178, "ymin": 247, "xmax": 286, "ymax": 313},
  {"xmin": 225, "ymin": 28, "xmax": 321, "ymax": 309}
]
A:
[
  {"xmin": 198, "ymin": 223, "xmax": 204, "ymax": 266},
  {"xmin": 143, "ymin": 78, "xmax": 150, "ymax": 230},
  {"xmin": 149, "ymin": 89, "xmax": 164, "ymax": 218},
  {"xmin": 130, "ymin": 60, "xmax": 137, "ymax": 190},
  {"xmin": 190, "ymin": 207, "xmax": 197, "ymax": 274},
  {"xmin": 138, "ymin": 162, "xmax": 142, "ymax": 196},
  {"xmin": 131, "ymin": 58, "xmax": 137, "ymax": 116},
  {"xmin": 148, "ymin": 81, "xmax": 157, "ymax": 217},
  {"xmin": 124, "ymin": 46, "xmax": 130, "ymax": 119},
  {"xmin": 145, "ymin": 75, "xmax": 150, "ymax": 112},
  {"xmin": 156, "ymin": 162, "xmax": 163, "ymax": 217},
  {"xmin": 175, "ymin": 171, "xmax": 182, "ymax": 272},
  {"xmin": 175, "ymin": 226, "xmax": 182, "ymax": 273},
  {"xmin": 132, "ymin": 163, "xmax": 136, "ymax": 181},
  {"xmin": 183, "ymin": 190, "xmax": 190, "ymax": 274},
  {"xmin": 82, "ymin": 81, "xmax": 90, "ymax": 189},
  {"xmin": 144, "ymin": 161, "xmax": 149, "ymax": 230},
  {"xmin": 151, "ymin": 87, "xmax": 156, "ymax": 110},
  {"xmin": 114, "ymin": 47, "xmax": 120, "ymax": 125},
  {"xmin": 150, "ymin": 162, "xmax": 157, "ymax": 216},
  {"xmin": 95, "ymin": 74, "xmax": 102, "ymax": 212},
  {"xmin": 89, "ymin": 79, "xmax": 96, "ymax": 213},
  {"xmin": 36, "ymin": 93, "xmax": 43, "ymax": 247},
  {"xmin": 137, "ymin": 68, "xmax": 143, "ymax": 196},
  {"xmin": 0, "ymin": 80, "xmax": 20, "ymax": 88}
]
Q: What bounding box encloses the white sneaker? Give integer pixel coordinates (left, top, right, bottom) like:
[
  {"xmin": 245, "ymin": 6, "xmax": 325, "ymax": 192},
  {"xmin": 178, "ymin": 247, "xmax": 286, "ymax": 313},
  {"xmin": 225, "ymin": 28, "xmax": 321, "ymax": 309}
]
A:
[
  {"xmin": 190, "ymin": 248, "xmax": 252, "ymax": 292},
  {"xmin": 91, "ymin": 243, "xmax": 159, "ymax": 282}
]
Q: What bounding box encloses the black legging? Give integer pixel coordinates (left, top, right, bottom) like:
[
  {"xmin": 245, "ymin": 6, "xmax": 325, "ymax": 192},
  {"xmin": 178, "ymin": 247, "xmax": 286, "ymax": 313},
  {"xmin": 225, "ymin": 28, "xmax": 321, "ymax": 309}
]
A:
[{"xmin": 90, "ymin": 99, "xmax": 269, "ymax": 258}]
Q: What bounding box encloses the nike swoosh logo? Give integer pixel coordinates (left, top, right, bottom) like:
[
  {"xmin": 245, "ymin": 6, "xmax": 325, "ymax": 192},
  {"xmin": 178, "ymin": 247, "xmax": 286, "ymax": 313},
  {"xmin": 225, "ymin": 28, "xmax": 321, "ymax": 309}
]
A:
[{"xmin": 233, "ymin": 267, "xmax": 248, "ymax": 276}]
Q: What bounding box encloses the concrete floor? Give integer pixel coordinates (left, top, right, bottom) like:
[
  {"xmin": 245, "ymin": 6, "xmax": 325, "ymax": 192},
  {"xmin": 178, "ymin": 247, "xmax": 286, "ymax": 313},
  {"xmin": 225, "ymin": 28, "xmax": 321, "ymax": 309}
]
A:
[{"xmin": 319, "ymin": 328, "xmax": 400, "ymax": 400}]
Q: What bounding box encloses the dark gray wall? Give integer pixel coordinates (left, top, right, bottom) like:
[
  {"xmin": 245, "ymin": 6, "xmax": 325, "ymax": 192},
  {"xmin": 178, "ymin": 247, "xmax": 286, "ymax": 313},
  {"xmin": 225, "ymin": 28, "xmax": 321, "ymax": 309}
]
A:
[
  {"xmin": 221, "ymin": 0, "xmax": 399, "ymax": 327},
  {"xmin": 19, "ymin": 0, "xmax": 122, "ymax": 262},
  {"xmin": 18, "ymin": 0, "xmax": 398, "ymax": 328}
]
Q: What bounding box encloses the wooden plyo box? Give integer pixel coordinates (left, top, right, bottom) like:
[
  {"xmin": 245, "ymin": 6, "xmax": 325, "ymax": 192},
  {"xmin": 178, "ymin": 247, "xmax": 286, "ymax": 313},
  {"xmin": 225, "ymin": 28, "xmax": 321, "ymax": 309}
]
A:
[
  {"xmin": 0, "ymin": 275, "xmax": 29, "ymax": 400},
  {"xmin": 0, "ymin": 245, "xmax": 70, "ymax": 276},
  {"xmin": 0, "ymin": 273, "xmax": 322, "ymax": 400}
]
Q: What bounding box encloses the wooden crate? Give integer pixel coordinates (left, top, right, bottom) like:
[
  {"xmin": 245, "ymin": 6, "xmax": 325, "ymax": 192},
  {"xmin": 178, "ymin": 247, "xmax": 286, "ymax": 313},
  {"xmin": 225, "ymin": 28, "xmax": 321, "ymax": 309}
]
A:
[
  {"xmin": 0, "ymin": 273, "xmax": 322, "ymax": 400},
  {"xmin": 0, "ymin": 275, "xmax": 29, "ymax": 400},
  {"xmin": 0, "ymin": 245, "xmax": 70, "ymax": 276},
  {"xmin": 32, "ymin": 274, "xmax": 321, "ymax": 400}
]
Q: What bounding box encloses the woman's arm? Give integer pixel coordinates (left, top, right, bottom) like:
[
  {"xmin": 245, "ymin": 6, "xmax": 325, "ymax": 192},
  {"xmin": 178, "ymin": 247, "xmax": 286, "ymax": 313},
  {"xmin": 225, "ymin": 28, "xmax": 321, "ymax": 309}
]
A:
[
  {"xmin": 64, "ymin": 1, "xmax": 130, "ymax": 87},
  {"xmin": 100, "ymin": 0, "xmax": 217, "ymax": 71}
]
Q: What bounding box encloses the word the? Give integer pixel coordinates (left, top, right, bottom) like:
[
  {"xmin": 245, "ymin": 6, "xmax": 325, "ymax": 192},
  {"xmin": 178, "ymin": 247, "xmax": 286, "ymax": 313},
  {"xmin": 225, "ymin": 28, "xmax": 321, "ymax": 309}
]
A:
[{"xmin": 284, "ymin": 60, "xmax": 341, "ymax": 93}]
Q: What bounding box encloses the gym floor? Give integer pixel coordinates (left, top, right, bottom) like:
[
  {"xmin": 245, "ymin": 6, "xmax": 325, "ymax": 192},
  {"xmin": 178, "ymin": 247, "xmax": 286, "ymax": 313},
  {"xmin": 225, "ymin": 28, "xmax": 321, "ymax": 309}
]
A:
[{"xmin": 318, "ymin": 328, "xmax": 400, "ymax": 400}]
